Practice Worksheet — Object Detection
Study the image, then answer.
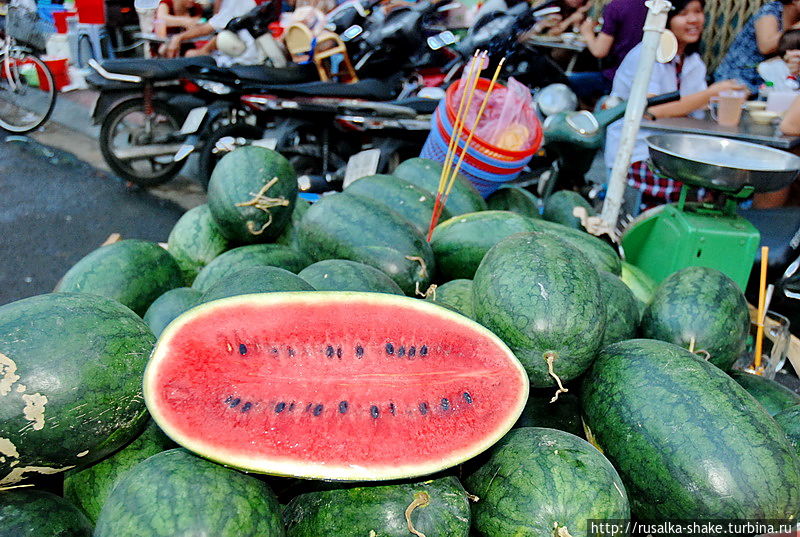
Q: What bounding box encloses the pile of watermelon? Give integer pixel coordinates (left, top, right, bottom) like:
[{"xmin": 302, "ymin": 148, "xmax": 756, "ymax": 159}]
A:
[{"xmin": 2, "ymin": 147, "xmax": 800, "ymax": 537}]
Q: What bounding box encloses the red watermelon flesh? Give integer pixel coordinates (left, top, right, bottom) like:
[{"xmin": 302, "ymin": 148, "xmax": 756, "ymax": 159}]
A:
[{"xmin": 144, "ymin": 292, "xmax": 529, "ymax": 481}]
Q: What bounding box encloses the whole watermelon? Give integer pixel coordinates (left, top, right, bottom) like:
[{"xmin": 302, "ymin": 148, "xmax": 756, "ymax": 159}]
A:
[
  {"xmin": 620, "ymin": 261, "xmax": 657, "ymax": 314},
  {"xmin": 542, "ymin": 190, "xmax": 596, "ymax": 230},
  {"xmin": 486, "ymin": 185, "xmax": 541, "ymax": 218},
  {"xmin": 56, "ymin": 239, "xmax": 184, "ymax": 316},
  {"xmin": 297, "ymin": 192, "xmax": 434, "ymax": 295},
  {"xmin": 198, "ymin": 266, "xmax": 315, "ymax": 303},
  {"xmin": 582, "ymin": 339, "xmax": 800, "ymax": 520},
  {"xmin": 0, "ymin": 489, "xmax": 93, "ymax": 537},
  {"xmin": 641, "ymin": 266, "xmax": 750, "ymax": 370},
  {"xmin": 283, "ymin": 476, "xmax": 470, "ymax": 537},
  {"xmin": 465, "ymin": 427, "xmax": 629, "ymax": 537},
  {"xmin": 473, "ymin": 232, "xmax": 606, "ymax": 388},
  {"xmin": 166, "ymin": 204, "xmax": 230, "ymax": 285},
  {"xmin": 0, "ymin": 293, "xmax": 154, "ymax": 487},
  {"xmin": 730, "ymin": 370, "xmax": 800, "ymax": 416},
  {"xmin": 298, "ymin": 259, "xmax": 403, "ymax": 294},
  {"xmin": 192, "ymin": 243, "xmax": 311, "ymax": 293},
  {"xmin": 94, "ymin": 449, "xmax": 285, "ymax": 537},
  {"xmin": 392, "ymin": 157, "xmax": 487, "ymax": 216},
  {"xmin": 597, "ymin": 271, "xmax": 639, "ymax": 348},
  {"xmin": 64, "ymin": 419, "xmax": 175, "ymax": 523},
  {"xmin": 426, "ymin": 278, "xmax": 475, "ymax": 319},
  {"xmin": 207, "ymin": 146, "xmax": 297, "ymax": 243},
  {"xmin": 142, "ymin": 287, "xmax": 201, "ymax": 337}
]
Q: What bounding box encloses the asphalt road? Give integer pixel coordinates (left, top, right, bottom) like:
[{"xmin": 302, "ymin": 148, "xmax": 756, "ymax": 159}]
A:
[{"xmin": 0, "ymin": 133, "xmax": 187, "ymax": 307}]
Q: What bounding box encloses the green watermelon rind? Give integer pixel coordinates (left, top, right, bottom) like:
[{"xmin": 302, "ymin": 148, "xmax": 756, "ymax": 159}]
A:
[
  {"xmin": 143, "ymin": 287, "xmax": 202, "ymax": 338},
  {"xmin": 597, "ymin": 271, "xmax": 640, "ymax": 349},
  {"xmin": 542, "ymin": 190, "xmax": 597, "ymax": 230},
  {"xmin": 486, "ymin": 185, "xmax": 542, "ymax": 219},
  {"xmin": 730, "ymin": 370, "xmax": 800, "ymax": 416},
  {"xmin": 166, "ymin": 204, "xmax": 231, "ymax": 286},
  {"xmin": 392, "ymin": 158, "xmax": 487, "ymax": 216},
  {"xmin": 143, "ymin": 291, "xmax": 529, "ymax": 481},
  {"xmin": 198, "ymin": 266, "xmax": 315, "ymax": 304},
  {"xmin": 0, "ymin": 489, "xmax": 93, "ymax": 537},
  {"xmin": 297, "ymin": 259, "xmax": 404, "ymax": 295}
]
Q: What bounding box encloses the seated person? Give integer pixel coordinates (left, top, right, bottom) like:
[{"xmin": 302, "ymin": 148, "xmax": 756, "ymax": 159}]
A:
[
  {"xmin": 154, "ymin": 0, "xmax": 204, "ymax": 38},
  {"xmin": 528, "ymin": 0, "xmax": 590, "ymax": 37},
  {"xmin": 161, "ymin": 0, "xmax": 256, "ymax": 58},
  {"xmin": 714, "ymin": 0, "xmax": 800, "ymax": 94},
  {"xmin": 571, "ymin": 0, "xmax": 648, "ymax": 102},
  {"xmin": 603, "ymin": 0, "xmax": 746, "ymax": 215}
]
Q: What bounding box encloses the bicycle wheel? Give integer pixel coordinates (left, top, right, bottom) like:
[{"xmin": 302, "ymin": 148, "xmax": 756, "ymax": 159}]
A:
[{"xmin": 0, "ymin": 49, "xmax": 56, "ymax": 133}]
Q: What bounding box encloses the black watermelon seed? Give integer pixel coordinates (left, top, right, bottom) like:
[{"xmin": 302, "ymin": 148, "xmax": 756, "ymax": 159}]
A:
[
  {"xmin": 370, "ymin": 405, "xmax": 380, "ymax": 418},
  {"xmin": 242, "ymin": 402, "xmax": 252, "ymax": 412},
  {"xmin": 419, "ymin": 402, "xmax": 429, "ymax": 415},
  {"xmin": 288, "ymin": 402, "xmax": 296, "ymax": 412},
  {"xmin": 409, "ymin": 347, "xmax": 416, "ymax": 357},
  {"xmin": 229, "ymin": 398, "xmax": 241, "ymax": 408},
  {"xmin": 305, "ymin": 403, "xmax": 313, "ymax": 413},
  {"xmin": 397, "ymin": 346, "xmax": 405, "ymax": 357},
  {"xmin": 420, "ymin": 345, "xmax": 428, "ymax": 356},
  {"xmin": 288, "ymin": 347, "xmax": 296, "ymax": 357},
  {"xmin": 271, "ymin": 348, "xmax": 279, "ymax": 355},
  {"xmin": 389, "ymin": 402, "xmax": 396, "ymax": 415},
  {"xmin": 441, "ymin": 398, "xmax": 450, "ymax": 411},
  {"xmin": 224, "ymin": 395, "xmax": 233, "ymax": 404},
  {"xmin": 463, "ymin": 392, "xmax": 473, "ymax": 404},
  {"xmin": 355, "ymin": 345, "xmax": 364, "ymax": 358},
  {"xmin": 337, "ymin": 347, "xmax": 343, "ymax": 358},
  {"xmin": 386, "ymin": 343, "xmax": 394, "ymax": 355},
  {"xmin": 275, "ymin": 402, "xmax": 286, "ymax": 413},
  {"xmin": 339, "ymin": 401, "xmax": 348, "ymax": 414},
  {"xmin": 313, "ymin": 404, "xmax": 324, "ymax": 416},
  {"xmin": 238, "ymin": 344, "xmax": 247, "ymax": 356},
  {"xmin": 325, "ymin": 346, "xmax": 334, "ymax": 358}
]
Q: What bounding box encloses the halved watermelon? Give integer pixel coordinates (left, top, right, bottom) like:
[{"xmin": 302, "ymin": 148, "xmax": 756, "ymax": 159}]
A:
[{"xmin": 144, "ymin": 292, "xmax": 529, "ymax": 481}]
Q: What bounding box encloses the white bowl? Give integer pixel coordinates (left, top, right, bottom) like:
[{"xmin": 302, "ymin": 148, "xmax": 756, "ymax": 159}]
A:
[
  {"xmin": 749, "ymin": 110, "xmax": 781, "ymax": 124},
  {"xmin": 744, "ymin": 101, "xmax": 767, "ymax": 111}
]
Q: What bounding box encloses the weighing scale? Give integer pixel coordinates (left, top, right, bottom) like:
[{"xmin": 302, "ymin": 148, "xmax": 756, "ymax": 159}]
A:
[{"xmin": 620, "ymin": 133, "xmax": 800, "ymax": 290}]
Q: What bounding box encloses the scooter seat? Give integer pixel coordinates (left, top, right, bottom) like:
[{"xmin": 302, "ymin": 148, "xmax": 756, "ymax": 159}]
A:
[
  {"xmin": 389, "ymin": 97, "xmax": 439, "ymax": 114},
  {"xmin": 98, "ymin": 57, "xmax": 217, "ymax": 80},
  {"xmin": 740, "ymin": 207, "xmax": 800, "ymax": 269},
  {"xmin": 228, "ymin": 63, "xmax": 318, "ymax": 85},
  {"xmin": 266, "ymin": 78, "xmax": 399, "ymax": 101}
]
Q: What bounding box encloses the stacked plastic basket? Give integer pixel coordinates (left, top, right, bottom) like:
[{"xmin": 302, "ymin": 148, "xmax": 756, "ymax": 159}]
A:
[{"xmin": 420, "ymin": 78, "xmax": 543, "ymax": 197}]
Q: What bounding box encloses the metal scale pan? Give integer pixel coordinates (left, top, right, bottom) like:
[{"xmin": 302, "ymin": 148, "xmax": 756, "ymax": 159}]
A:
[{"xmin": 646, "ymin": 134, "xmax": 800, "ymax": 195}]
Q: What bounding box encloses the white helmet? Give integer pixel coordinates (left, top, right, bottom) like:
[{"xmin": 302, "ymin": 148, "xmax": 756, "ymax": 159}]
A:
[{"xmin": 216, "ymin": 30, "xmax": 246, "ymax": 57}]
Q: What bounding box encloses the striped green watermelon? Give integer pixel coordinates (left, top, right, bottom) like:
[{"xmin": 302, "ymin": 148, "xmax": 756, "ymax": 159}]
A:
[
  {"xmin": 143, "ymin": 287, "xmax": 202, "ymax": 337},
  {"xmin": 582, "ymin": 339, "xmax": 800, "ymax": 520},
  {"xmin": 730, "ymin": 370, "xmax": 800, "ymax": 416},
  {"xmin": 63, "ymin": 420, "xmax": 175, "ymax": 523},
  {"xmin": 0, "ymin": 293, "xmax": 155, "ymax": 487},
  {"xmin": 774, "ymin": 404, "xmax": 800, "ymax": 456},
  {"xmin": 0, "ymin": 489, "xmax": 93, "ymax": 537},
  {"xmin": 486, "ymin": 185, "xmax": 541, "ymax": 218},
  {"xmin": 473, "ymin": 232, "xmax": 606, "ymax": 388},
  {"xmin": 426, "ymin": 279, "xmax": 474, "ymax": 319},
  {"xmin": 542, "ymin": 190, "xmax": 596, "ymax": 230},
  {"xmin": 283, "ymin": 476, "xmax": 471, "ymax": 537},
  {"xmin": 344, "ymin": 174, "xmax": 451, "ymax": 235},
  {"xmin": 93, "ymin": 449, "xmax": 285, "ymax": 537},
  {"xmin": 207, "ymin": 146, "xmax": 297, "ymax": 243},
  {"xmin": 641, "ymin": 266, "xmax": 750, "ymax": 371},
  {"xmin": 297, "ymin": 192, "xmax": 434, "ymax": 295},
  {"xmin": 192, "ymin": 243, "xmax": 311, "ymax": 293},
  {"xmin": 465, "ymin": 427, "xmax": 629, "ymax": 537},
  {"xmin": 276, "ymin": 197, "xmax": 311, "ymax": 250},
  {"xmin": 526, "ymin": 218, "xmax": 622, "ymax": 275},
  {"xmin": 430, "ymin": 211, "xmax": 537, "ymax": 281},
  {"xmin": 199, "ymin": 266, "xmax": 315, "ymax": 303},
  {"xmin": 598, "ymin": 271, "xmax": 639, "ymax": 348},
  {"xmin": 166, "ymin": 204, "xmax": 230, "ymax": 285},
  {"xmin": 56, "ymin": 239, "xmax": 184, "ymax": 316},
  {"xmin": 298, "ymin": 259, "xmax": 403, "ymax": 294},
  {"xmin": 392, "ymin": 158, "xmax": 487, "ymax": 216}
]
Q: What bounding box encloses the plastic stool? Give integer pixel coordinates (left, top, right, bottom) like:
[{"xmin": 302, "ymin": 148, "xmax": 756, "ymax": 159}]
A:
[{"xmin": 72, "ymin": 22, "xmax": 115, "ymax": 68}]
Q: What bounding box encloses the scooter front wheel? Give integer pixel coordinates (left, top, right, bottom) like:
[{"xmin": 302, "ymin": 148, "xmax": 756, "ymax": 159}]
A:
[{"xmin": 99, "ymin": 99, "xmax": 185, "ymax": 187}]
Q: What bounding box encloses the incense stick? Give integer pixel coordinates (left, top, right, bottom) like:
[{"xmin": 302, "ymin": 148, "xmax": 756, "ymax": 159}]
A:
[{"xmin": 754, "ymin": 246, "xmax": 769, "ymax": 372}]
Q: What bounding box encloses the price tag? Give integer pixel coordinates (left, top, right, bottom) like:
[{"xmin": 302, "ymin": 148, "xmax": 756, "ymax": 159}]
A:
[{"xmin": 343, "ymin": 149, "xmax": 381, "ymax": 188}]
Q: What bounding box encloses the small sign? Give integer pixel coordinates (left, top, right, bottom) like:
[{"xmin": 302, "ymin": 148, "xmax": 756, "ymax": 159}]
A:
[
  {"xmin": 179, "ymin": 107, "xmax": 207, "ymax": 135},
  {"xmin": 252, "ymin": 137, "xmax": 279, "ymax": 150},
  {"xmin": 343, "ymin": 149, "xmax": 381, "ymax": 188}
]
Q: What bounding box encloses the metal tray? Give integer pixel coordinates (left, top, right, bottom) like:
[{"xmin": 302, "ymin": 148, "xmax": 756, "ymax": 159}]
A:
[{"xmin": 646, "ymin": 133, "xmax": 800, "ymax": 193}]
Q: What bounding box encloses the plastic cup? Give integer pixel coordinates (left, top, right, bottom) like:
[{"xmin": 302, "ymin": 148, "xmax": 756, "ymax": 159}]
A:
[{"xmin": 710, "ymin": 90, "xmax": 746, "ymax": 127}]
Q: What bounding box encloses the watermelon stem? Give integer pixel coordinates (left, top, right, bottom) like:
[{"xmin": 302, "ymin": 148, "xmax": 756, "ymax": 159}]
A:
[
  {"xmin": 422, "ymin": 284, "xmax": 438, "ymax": 300},
  {"xmin": 544, "ymin": 352, "xmax": 569, "ymax": 403},
  {"xmin": 234, "ymin": 177, "xmax": 291, "ymax": 236},
  {"xmin": 405, "ymin": 491, "xmax": 431, "ymax": 537},
  {"xmin": 405, "ymin": 256, "xmax": 429, "ymax": 280},
  {"xmin": 554, "ymin": 522, "xmax": 574, "ymax": 537}
]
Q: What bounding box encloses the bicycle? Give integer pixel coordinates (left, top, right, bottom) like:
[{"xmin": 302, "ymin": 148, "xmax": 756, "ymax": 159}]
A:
[{"xmin": 0, "ymin": 3, "xmax": 57, "ymax": 133}]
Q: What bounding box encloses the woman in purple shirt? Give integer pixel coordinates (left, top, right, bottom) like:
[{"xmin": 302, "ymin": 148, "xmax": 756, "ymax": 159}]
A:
[{"xmin": 568, "ymin": 0, "xmax": 648, "ymax": 101}]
